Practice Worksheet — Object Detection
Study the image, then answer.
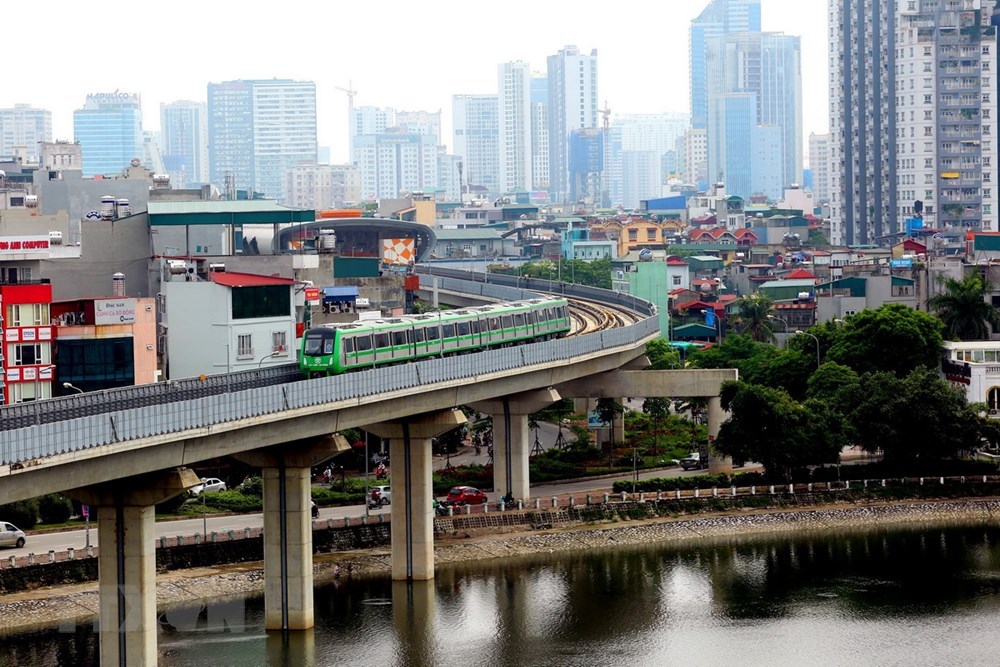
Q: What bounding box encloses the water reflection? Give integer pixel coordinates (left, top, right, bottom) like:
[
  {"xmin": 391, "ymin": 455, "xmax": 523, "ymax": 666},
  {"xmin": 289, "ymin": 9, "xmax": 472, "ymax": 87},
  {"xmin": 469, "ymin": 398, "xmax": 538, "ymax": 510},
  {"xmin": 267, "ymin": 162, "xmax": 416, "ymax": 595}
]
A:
[{"xmin": 6, "ymin": 521, "xmax": 1000, "ymax": 666}]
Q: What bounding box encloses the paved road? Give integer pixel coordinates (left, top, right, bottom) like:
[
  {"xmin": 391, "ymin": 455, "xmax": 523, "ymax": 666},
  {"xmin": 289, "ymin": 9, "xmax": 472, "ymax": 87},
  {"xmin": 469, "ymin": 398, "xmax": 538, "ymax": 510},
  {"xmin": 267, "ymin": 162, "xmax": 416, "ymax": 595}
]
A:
[{"xmin": 4, "ymin": 460, "xmax": 714, "ymax": 559}]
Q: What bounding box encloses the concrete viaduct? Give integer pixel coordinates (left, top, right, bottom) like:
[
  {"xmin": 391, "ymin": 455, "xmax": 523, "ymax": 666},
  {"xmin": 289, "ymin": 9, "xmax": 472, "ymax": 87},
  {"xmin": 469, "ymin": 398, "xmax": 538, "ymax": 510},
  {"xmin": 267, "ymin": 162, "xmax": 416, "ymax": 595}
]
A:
[{"xmin": 0, "ymin": 270, "xmax": 737, "ymax": 666}]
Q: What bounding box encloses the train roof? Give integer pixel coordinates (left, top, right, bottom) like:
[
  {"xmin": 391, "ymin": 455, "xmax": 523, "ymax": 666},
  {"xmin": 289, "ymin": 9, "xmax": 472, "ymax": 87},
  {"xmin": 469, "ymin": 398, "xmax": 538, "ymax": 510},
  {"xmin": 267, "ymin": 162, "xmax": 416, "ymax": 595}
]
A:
[{"xmin": 304, "ymin": 298, "xmax": 567, "ymax": 335}]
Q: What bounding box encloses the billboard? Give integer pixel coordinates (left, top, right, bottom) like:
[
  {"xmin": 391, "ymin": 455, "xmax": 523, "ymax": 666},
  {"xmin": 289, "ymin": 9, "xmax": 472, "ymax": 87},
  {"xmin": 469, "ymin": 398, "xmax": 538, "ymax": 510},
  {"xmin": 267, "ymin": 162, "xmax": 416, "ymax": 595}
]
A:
[
  {"xmin": 0, "ymin": 236, "xmax": 50, "ymax": 257},
  {"xmin": 95, "ymin": 298, "xmax": 137, "ymax": 325},
  {"xmin": 382, "ymin": 238, "xmax": 415, "ymax": 265}
]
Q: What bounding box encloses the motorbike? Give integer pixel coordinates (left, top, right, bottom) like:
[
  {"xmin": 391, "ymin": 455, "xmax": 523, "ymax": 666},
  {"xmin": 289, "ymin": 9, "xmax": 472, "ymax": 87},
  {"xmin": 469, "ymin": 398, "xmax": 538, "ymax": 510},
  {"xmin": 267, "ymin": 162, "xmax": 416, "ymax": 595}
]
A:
[
  {"xmin": 311, "ymin": 502, "xmax": 319, "ymax": 519},
  {"xmin": 368, "ymin": 492, "xmax": 388, "ymax": 509}
]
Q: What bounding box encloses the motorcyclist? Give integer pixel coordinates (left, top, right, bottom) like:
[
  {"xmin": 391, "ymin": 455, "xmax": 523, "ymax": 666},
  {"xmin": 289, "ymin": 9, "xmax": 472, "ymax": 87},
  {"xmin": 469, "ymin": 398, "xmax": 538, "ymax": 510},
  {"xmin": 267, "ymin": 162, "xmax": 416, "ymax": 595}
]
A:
[
  {"xmin": 376, "ymin": 462, "xmax": 387, "ymax": 480},
  {"xmin": 311, "ymin": 501, "xmax": 319, "ymax": 519},
  {"xmin": 370, "ymin": 487, "xmax": 383, "ymax": 508}
]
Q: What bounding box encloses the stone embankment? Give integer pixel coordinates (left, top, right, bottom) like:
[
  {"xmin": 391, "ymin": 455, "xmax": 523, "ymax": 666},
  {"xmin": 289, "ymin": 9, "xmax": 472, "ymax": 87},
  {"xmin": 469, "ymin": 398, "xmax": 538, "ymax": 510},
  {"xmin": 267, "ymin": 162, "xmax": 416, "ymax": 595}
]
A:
[{"xmin": 1, "ymin": 499, "xmax": 997, "ymax": 634}]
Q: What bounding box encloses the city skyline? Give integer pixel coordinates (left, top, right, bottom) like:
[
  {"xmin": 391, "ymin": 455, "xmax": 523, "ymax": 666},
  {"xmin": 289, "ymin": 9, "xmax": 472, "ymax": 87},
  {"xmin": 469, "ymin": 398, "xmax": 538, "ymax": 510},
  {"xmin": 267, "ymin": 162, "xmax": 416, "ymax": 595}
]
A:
[{"xmin": 3, "ymin": 0, "xmax": 827, "ymax": 164}]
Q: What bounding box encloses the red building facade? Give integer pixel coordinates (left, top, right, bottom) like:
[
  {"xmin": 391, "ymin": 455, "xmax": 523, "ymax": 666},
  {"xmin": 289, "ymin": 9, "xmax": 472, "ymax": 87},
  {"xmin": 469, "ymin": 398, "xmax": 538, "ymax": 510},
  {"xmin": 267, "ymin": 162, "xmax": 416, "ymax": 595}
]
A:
[{"xmin": 1, "ymin": 282, "xmax": 54, "ymax": 404}]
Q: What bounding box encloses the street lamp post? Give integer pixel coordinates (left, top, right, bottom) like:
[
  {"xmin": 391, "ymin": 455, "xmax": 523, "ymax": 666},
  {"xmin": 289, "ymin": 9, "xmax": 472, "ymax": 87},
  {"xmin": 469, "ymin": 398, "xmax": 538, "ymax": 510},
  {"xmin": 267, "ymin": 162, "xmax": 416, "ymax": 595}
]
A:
[
  {"xmin": 795, "ymin": 330, "xmax": 821, "ymax": 368},
  {"xmin": 62, "ymin": 382, "xmax": 83, "ymax": 394},
  {"xmin": 257, "ymin": 350, "xmax": 281, "ymax": 370},
  {"xmin": 768, "ymin": 315, "xmax": 789, "ymax": 334}
]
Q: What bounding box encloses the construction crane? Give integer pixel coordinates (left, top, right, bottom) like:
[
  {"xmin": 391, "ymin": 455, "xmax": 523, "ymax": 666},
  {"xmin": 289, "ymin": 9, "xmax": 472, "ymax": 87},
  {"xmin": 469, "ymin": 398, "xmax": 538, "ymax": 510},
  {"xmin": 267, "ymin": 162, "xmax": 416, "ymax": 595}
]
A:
[
  {"xmin": 336, "ymin": 81, "xmax": 359, "ymax": 113},
  {"xmin": 598, "ymin": 101, "xmax": 611, "ymax": 209}
]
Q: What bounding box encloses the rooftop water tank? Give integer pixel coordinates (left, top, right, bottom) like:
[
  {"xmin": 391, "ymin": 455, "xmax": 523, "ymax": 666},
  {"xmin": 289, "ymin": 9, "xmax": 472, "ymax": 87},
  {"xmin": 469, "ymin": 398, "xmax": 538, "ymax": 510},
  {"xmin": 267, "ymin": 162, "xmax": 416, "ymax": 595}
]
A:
[{"xmin": 100, "ymin": 195, "xmax": 116, "ymax": 220}]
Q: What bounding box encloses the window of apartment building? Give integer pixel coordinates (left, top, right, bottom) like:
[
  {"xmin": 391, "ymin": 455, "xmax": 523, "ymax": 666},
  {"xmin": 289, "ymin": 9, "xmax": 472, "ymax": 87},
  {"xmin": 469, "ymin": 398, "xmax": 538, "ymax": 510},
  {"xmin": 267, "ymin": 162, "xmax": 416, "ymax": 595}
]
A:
[
  {"xmin": 628, "ymin": 229, "xmax": 637, "ymax": 241},
  {"xmin": 6, "ymin": 303, "xmax": 49, "ymax": 327},
  {"xmin": 646, "ymin": 229, "xmax": 657, "ymax": 241},
  {"xmin": 13, "ymin": 343, "xmax": 44, "ymax": 365},
  {"xmin": 1, "ymin": 266, "xmax": 32, "ymax": 284},
  {"xmin": 237, "ymin": 334, "xmax": 253, "ymax": 358},
  {"xmin": 9, "ymin": 382, "xmax": 50, "ymax": 403},
  {"xmin": 272, "ymin": 331, "xmax": 287, "ymax": 354},
  {"xmin": 231, "ymin": 286, "xmax": 290, "ymax": 320},
  {"xmin": 672, "ymin": 276, "xmax": 682, "ymax": 286}
]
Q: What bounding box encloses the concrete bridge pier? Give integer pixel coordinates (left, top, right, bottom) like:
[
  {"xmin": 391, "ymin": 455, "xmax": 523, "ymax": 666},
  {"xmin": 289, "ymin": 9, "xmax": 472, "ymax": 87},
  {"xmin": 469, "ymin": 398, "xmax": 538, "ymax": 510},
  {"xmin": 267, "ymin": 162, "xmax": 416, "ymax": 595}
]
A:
[
  {"xmin": 368, "ymin": 409, "xmax": 467, "ymax": 581},
  {"xmin": 706, "ymin": 395, "xmax": 732, "ymax": 474},
  {"xmin": 471, "ymin": 388, "xmax": 561, "ymax": 503},
  {"xmin": 234, "ymin": 434, "xmax": 348, "ymax": 631},
  {"xmin": 70, "ymin": 468, "xmax": 199, "ymax": 667}
]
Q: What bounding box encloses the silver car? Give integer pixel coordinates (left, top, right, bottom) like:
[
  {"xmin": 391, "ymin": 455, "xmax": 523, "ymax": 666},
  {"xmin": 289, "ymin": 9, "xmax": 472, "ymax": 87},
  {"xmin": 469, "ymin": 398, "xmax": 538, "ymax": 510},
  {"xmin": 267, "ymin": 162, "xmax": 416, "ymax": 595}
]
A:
[
  {"xmin": 189, "ymin": 477, "xmax": 227, "ymax": 497},
  {"xmin": 0, "ymin": 522, "xmax": 26, "ymax": 548}
]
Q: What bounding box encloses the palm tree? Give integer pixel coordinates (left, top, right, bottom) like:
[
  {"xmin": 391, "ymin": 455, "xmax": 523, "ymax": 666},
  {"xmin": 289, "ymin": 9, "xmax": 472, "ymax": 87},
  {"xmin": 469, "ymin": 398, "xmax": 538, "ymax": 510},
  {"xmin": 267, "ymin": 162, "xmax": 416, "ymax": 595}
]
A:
[
  {"xmin": 732, "ymin": 293, "xmax": 776, "ymax": 343},
  {"xmin": 928, "ymin": 274, "xmax": 1000, "ymax": 340}
]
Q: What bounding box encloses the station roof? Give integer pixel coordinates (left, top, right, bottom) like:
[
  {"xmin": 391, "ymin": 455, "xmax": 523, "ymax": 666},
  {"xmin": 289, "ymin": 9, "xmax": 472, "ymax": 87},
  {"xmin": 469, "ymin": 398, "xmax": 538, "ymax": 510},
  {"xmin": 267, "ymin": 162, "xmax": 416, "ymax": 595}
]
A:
[
  {"xmin": 148, "ymin": 200, "xmax": 314, "ymax": 226},
  {"xmin": 322, "ymin": 286, "xmax": 360, "ymax": 299},
  {"xmin": 209, "ymin": 271, "xmax": 295, "ymax": 287}
]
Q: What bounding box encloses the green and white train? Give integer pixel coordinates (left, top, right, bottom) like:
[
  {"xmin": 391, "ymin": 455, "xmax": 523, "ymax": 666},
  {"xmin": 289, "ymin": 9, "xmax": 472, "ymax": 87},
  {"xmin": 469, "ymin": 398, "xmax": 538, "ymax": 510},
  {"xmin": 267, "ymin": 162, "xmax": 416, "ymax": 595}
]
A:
[{"xmin": 299, "ymin": 298, "xmax": 571, "ymax": 377}]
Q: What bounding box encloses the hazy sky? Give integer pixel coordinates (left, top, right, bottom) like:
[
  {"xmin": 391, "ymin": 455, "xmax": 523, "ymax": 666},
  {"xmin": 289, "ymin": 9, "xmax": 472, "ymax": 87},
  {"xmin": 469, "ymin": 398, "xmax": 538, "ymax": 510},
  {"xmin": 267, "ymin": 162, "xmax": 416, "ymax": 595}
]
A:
[{"xmin": 14, "ymin": 0, "xmax": 828, "ymax": 163}]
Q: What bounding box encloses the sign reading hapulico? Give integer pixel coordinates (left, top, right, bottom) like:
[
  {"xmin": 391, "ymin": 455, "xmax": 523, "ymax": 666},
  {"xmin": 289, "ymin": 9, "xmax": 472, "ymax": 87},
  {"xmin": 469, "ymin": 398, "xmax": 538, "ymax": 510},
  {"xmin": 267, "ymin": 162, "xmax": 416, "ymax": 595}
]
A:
[
  {"xmin": 0, "ymin": 236, "xmax": 50, "ymax": 256},
  {"xmin": 95, "ymin": 298, "xmax": 137, "ymax": 325}
]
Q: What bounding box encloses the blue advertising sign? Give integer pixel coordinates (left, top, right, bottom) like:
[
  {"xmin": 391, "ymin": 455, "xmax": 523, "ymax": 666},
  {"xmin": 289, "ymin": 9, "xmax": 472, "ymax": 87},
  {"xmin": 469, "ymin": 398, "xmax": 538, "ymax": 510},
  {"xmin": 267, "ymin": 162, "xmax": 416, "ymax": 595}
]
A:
[{"xmin": 890, "ymin": 258, "xmax": 913, "ymax": 268}]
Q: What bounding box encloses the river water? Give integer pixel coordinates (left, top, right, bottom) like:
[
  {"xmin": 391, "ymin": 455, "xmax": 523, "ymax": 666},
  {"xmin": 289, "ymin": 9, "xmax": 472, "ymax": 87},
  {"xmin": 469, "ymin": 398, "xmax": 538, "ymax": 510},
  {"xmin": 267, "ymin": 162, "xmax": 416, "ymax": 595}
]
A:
[{"xmin": 6, "ymin": 521, "xmax": 1000, "ymax": 666}]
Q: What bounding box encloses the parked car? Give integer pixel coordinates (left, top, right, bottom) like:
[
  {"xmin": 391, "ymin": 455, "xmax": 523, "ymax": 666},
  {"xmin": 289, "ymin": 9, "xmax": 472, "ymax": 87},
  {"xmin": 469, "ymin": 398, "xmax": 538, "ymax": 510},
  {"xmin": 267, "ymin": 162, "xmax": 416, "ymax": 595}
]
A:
[
  {"xmin": 369, "ymin": 485, "xmax": 391, "ymax": 508},
  {"xmin": 0, "ymin": 522, "xmax": 26, "ymax": 549},
  {"xmin": 445, "ymin": 486, "xmax": 489, "ymax": 506},
  {"xmin": 189, "ymin": 477, "xmax": 227, "ymax": 497},
  {"xmin": 679, "ymin": 453, "xmax": 708, "ymax": 471}
]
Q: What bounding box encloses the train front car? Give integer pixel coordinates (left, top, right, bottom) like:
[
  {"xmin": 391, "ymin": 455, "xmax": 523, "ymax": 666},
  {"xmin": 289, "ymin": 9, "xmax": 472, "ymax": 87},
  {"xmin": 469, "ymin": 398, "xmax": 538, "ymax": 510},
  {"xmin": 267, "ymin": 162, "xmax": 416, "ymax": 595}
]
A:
[{"xmin": 299, "ymin": 326, "xmax": 341, "ymax": 377}]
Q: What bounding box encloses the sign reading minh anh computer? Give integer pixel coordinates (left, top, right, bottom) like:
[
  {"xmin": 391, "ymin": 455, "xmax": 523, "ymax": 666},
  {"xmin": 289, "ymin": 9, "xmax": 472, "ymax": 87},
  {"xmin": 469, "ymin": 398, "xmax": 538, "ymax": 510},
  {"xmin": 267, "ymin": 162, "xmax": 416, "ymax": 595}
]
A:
[{"xmin": 0, "ymin": 236, "xmax": 50, "ymax": 257}]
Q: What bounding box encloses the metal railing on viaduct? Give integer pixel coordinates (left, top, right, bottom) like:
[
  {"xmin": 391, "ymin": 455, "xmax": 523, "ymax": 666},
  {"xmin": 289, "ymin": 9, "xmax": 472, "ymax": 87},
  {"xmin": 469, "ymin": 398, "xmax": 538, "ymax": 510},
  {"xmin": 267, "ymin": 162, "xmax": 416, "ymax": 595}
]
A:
[{"xmin": 0, "ymin": 269, "xmax": 657, "ymax": 468}]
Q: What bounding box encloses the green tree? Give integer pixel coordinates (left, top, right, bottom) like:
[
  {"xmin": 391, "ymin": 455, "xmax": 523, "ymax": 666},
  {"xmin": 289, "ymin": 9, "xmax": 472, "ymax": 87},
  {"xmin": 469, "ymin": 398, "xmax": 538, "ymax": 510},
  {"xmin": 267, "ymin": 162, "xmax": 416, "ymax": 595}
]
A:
[
  {"xmin": 755, "ymin": 348, "xmax": 815, "ymax": 400},
  {"xmin": 645, "ymin": 338, "xmax": 682, "ymax": 369},
  {"xmin": 732, "ymin": 293, "xmax": 776, "ymax": 342},
  {"xmin": 846, "ymin": 367, "xmax": 981, "ymax": 465},
  {"xmin": 928, "ymin": 274, "xmax": 1000, "ymax": 340},
  {"xmin": 38, "ymin": 494, "xmax": 73, "ymax": 524},
  {"xmin": 826, "ymin": 304, "xmax": 943, "ymax": 377},
  {"xmin": 715, "ymin": 381, "xmax": 843, "ymax": 481},
  {"xmin": 641, "ymin": 397, "xmax": 671, "ymax": 420},
  {"xmin": 687, "ymin": 333, "xmax": 780, "ymax": 384},
  {"xmin": 0, "ymin": 499, "xmax": 39, "ymax": 530},
  {"xmin": 596, "ymin": 398, "xmax": 624, "ymax": 431},
  {"xmin": 805, "ymin": 361, "xmax": 861, "ymax": 414}
]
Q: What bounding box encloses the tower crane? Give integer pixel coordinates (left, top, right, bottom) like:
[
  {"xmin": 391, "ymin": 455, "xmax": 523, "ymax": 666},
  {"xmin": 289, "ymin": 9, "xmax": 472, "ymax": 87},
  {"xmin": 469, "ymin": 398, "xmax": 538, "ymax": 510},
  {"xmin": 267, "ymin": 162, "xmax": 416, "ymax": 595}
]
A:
[
  {"xmin": 598, "ymin": 101, "xmax": 611, "ymax": 209},
  {"xmin": 336, "ymin": 81, "xmax": 358, "ymax": 113}
]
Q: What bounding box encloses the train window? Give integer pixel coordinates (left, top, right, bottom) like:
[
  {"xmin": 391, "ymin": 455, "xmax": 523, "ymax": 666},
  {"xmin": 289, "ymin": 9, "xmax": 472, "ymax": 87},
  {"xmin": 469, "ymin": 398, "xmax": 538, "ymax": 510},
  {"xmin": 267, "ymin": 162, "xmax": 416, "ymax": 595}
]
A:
[
  {"xmin": 527, "ymin": 311, "xmax": 537, "ymax": 324},
  {"xmin": 489, "ymin": 317, "xmax": 500, "ymax": 330},
  {"xmin": 471, "ymin": 320, "xmax": 480, "ymax": 334},
  {"xmin": 355, "ymin": 335, "xmax": 372, "ymax": 352},
  {"xmin": 375, "ymin": 333, "xmax": 390, "ymax": 349},
  {"xmin": 392, "ymin": 330, "xmax": 407, "ymax": 346},
  {"xmin": 414, "ymin": 328, "xmax": 425, "ymax": 343},
  {"xmin": 303, "ymin": 332, "xmax": 324, "ymax": 356},
  {"xmin": 443, "ymin": 323, "xmax": 456, "ymax": 338},
  {"xmin": 426, "ymin": 326, "xmax": 440, "ymax": 341},
  {"xmin": 502, "ymin": 315, "xmax": 514, "ymax": 329},
  {"xmin": 558, "ymin": 306, "xmax": 567, "ymax": 319},
  {"xmin": 457, "ymin": 322, "xmax": 471, "ymax": 336},
  {"xmin": 514, "ymin": 313, "xmax": 525, "ymax": 327},
  {"xmin": 344, "ymin": 338, "xmax": 355, "ymax": 354}
]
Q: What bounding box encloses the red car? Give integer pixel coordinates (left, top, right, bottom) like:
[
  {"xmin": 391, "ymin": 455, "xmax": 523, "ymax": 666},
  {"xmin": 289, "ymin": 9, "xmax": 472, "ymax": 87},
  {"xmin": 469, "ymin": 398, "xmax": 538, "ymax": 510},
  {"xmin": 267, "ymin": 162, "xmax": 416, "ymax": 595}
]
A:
[{"xmin": 445, "ymin": 486, "xmax": 488, "ymax": 506}]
